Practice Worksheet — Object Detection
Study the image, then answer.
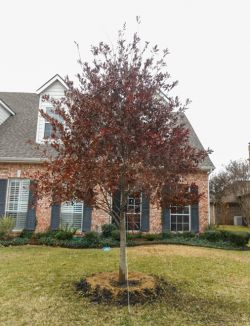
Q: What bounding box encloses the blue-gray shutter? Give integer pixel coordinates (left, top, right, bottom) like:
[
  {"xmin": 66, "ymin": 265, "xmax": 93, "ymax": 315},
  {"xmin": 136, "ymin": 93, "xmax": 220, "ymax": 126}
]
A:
[
  {"xmin": 191, "ymin": 204, "xmax": 199, "ymax": 232},
  {"xmin": 25, "ymin": 180, "xmax": 36, "ymax": 230},
  {"xmin": 50, "ymin": 203, "xmax": 61, "ymax": 230},
  {"xmin": 112, "ymin": 189, "xmax": 121, "ymax": 225},
  {"xmin": 113, "ymin": 190, "xmax": 121, "ymax": 216},
  {"xmin": 82, "ymin": 205, "xmax": 92, "ymax": 232},
  {"xmin": 141, "ymin": 193, "xmax": 150, "ymax": 232},
  {"xmin": 162, "ymin": 207, "xmax": 171, "ymax": 232},
  {"xmin": 0, "ymin": 179, "xmax": 7, "ymax": 217}
]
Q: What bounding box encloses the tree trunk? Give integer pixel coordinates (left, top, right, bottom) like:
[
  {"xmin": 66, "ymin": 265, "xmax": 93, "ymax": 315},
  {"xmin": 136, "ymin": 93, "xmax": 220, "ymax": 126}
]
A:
[{"xmin": 119, "ymin": 211, "xmax": 127, "ymax": 284}]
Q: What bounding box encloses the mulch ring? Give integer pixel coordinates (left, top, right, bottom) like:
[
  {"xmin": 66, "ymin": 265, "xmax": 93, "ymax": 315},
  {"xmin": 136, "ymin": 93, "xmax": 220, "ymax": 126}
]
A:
[{"xmin": 75, "ymin": 271, "xmax": 176, "ymax": 305}]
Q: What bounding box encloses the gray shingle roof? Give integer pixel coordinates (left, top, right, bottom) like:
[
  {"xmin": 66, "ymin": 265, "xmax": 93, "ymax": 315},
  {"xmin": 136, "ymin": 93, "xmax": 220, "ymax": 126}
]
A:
[
  {"xmin": 180, "ymin": 113, "xmax": 215, "ymax": 170},
  {"xmin": 0, "ymin": 92, "xmax": 214, "ymax": 170},
  {"xmin": 0, "ymin": 92, "xmax": 43, "ymax": 160}
]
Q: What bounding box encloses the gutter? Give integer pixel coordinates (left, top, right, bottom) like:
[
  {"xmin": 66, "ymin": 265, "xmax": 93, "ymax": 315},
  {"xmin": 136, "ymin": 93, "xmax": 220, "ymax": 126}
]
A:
[{"xmin": 0, "ymin": 157, "xmax": 46, "ymax": 164}]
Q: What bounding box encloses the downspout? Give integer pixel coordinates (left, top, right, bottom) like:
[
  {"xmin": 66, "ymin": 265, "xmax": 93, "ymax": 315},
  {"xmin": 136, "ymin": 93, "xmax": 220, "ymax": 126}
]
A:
[{"xmin": 207, "ymin": 168, "xmax": 213, "ymax": 225}]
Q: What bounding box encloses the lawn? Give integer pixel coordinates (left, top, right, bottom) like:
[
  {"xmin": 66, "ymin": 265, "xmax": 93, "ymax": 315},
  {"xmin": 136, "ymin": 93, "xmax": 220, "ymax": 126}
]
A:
[
  {"xmin": 0, "ymin": 245, "xmax": 249, "ymax": 326},
  {"xmin": 218, "ymin": 224, "xmax": 250, "ymax": 234}
]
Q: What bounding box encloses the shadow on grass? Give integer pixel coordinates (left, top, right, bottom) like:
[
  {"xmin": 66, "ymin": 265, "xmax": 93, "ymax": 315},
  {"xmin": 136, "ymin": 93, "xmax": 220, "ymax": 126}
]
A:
[{"xmin": 65, "ymin": 275, "xmax": 248, "ymax": 325}]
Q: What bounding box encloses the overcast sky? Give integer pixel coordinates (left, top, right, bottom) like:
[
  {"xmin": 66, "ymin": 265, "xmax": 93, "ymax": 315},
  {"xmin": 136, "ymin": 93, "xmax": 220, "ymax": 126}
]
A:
[{"xmin": 0, "ymin": 0, "xmax": 249, "ymax": 172}]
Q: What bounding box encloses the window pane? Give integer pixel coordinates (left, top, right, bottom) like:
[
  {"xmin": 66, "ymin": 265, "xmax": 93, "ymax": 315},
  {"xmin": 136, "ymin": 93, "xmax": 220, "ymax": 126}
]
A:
[
  {"xmin": 44, "ymin": 123, "xmax": 52, "ymax": 139},
  {"xmin": 6, "ymin": 179, "xmax": 30, "ymax": 230},
  {"xmin": 61, "ymin": 202, "xmax": 83, "ymax": 230},
  {"xmin": 177, "ymin": 224, "xmax": 183, "ymax": 231},
  {"xmin": 171, "ymin": 223, "xmax": 176, "ymax": 231},
  {"xmin": 126, "ymin": 194, "xmax": 141, "ymax": 231},
  {"xmin": 170, "ymin": 205, "xmax": 191, "ymax": 233},
  {"xmin": 177, "ymin": 215, "xmax": 183, "ymax": 224}
]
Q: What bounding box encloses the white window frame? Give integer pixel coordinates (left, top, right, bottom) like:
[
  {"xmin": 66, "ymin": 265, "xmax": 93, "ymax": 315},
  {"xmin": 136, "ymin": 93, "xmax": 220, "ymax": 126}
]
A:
[
  {"xmin": 126, "ymin": 193, "xmax": 142, "ymax": 231},
  {"xmin": 170, "ymin": 205, "xmax": 191, "ymax": 232},
  {"xmin": 5, "ymin": 179, "xmax": 30, "ymax": 231},
  {"xmin": 60, "ymin": 202, "xmax": 84, "ymax": 230}
]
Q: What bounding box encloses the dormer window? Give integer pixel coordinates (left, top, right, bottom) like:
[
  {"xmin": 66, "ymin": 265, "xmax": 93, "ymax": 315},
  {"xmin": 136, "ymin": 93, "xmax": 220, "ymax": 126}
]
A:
[
  {"xmin": 43, "ymin": 107, "xmax": 63, "ymax": 139},
  {"xmin": 44, "ymin": 107, "xmax": 54, "ymax": 139},
  {"xmin": 35, "ymin": 74, "xmax": 68, "ymax": 143}
]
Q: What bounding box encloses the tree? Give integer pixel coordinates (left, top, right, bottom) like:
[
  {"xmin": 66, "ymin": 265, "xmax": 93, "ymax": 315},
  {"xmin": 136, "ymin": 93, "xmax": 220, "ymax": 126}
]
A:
[
  {"xmin": 35, "ymin": 24, "xmax": 209, "ymax": 284},
  {"xmin": 210, "ymin": 160, "xmax": 250, "ymax": 225}
]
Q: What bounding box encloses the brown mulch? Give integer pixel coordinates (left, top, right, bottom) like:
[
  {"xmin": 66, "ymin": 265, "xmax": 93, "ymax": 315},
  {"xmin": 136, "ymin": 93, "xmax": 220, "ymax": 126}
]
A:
[{"xmin": 75, "ymin": 271, "xmax": 176, "ymax": 305}]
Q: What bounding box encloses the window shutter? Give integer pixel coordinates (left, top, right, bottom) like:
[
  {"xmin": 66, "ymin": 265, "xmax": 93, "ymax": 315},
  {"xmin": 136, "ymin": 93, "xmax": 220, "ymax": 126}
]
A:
[
  {"xmin": 82, "ymin": 205, "xmax": 92, "ymax": 232},
  {"xmin": 191, "ymin": 204, "xmax": 199, "ymax": 232},
  {"xmin": 25, "ymin": 180, "xmax": 36, "ymax": 230},
  {"xmin": 112, "ymin": 189, "xmax": 121, "ymax": 224},
  {"xmin": 141, "ymin": 193, "xmax": 150, "ymax": 232},
  {"xmin": 0, "ymin": 179, "xmax": 7, "ymax": 217},
  {"xmin": 50, "ymin": 203, "xmax": 61, "ymax": 230},
  {"xmin": 162, "ymin": 207, "xmax": 171, "ymax": 232}
]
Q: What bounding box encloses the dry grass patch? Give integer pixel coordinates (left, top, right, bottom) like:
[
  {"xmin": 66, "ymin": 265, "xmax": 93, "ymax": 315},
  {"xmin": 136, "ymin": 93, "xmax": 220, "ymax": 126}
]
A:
[{"xmin": 76, "ymin": 271, "xmax": 173, "ymax": 305}]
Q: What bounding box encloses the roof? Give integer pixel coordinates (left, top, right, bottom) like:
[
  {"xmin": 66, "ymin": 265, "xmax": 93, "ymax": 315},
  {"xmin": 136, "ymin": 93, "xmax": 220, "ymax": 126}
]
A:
[
  {"xmin": 0, "ymin": 98, "xmax": 16, "ymax": 116},
  {"xmin": 0, "ymin": 92, "xmax": 43, "ymax": 161},
  {"xmin": 180, "ymin": 113, "xmax": 215, "ymax": 171},
  {"xmin": 36, "ymin": 74, "xmax": 68, "ymax": 94},
  {"xmin": 0, "ymin": 91, "xmax": 215, "ymax": 170}
]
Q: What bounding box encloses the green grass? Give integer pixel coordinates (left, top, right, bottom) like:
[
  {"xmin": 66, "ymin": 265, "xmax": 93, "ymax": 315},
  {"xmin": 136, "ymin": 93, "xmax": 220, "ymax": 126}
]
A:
[
  {"xmin": 218, "ymin": 224, "xmax": 250, "ymax": 234},
  {"xmin": 0, "ymin": 245, "xmax": 250, "ymax": 326}
]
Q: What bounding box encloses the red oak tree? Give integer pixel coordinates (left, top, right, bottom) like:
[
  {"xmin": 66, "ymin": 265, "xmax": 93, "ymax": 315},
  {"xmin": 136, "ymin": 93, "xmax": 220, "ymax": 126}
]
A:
[{"xmin": 35, "ymin": 25, "xmax": 209, "ymax": 284}]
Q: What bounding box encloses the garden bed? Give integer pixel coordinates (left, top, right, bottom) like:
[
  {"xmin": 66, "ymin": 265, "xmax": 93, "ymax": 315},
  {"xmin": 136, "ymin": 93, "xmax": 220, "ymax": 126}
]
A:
[{"xmin": 75, "ymin": 271, "xmax": 173, "ymax": 305}]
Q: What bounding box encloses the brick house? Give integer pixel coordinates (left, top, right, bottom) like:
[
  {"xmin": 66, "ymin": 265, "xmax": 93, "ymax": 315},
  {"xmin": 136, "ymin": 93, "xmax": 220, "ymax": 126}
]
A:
[{"xmin": 0, "ymin": 75, "xmax": 214, "ymax": 234}]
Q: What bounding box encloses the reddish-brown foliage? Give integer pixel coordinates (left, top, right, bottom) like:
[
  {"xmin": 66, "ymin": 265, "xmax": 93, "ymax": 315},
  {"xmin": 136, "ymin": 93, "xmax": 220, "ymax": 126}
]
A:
[{"xmin": 34, "ymin": 25, "xmax": 210, "ymax": 220}]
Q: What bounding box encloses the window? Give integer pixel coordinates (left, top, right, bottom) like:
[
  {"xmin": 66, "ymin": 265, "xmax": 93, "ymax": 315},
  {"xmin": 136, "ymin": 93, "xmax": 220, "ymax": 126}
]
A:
[
  {"xmin": 61, "ymin": 202, "xmax": 83, "ymax": 230},
  {"xmin": 5, "ymin": 179, "xmax": 30, "ymax": 230},
  {"xmin": 126, "ymin": 194, "xmax": 141, "ymax": 231},
  {"xmin": 43, "ymin": 107, "xmax": 64, "ymax": 140},
  {"xmin": 43, "ymin": 107, "xmax": 56, "ymax": 139},
  {"xmin": 170, "ymin": 205, "xmax": 190, "ymax": 232}
]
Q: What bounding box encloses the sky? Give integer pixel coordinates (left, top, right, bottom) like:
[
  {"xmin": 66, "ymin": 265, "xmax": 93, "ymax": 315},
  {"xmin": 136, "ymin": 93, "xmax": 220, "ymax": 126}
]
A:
[{"xmin": 0, "ymin": 0, "xmax": 249, "ymax": 172}]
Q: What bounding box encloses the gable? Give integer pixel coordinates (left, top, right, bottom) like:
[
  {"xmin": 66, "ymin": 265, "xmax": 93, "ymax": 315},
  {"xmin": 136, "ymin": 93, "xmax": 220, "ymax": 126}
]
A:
[
  {"xmin": 0, "ymin": 99, "xmax": 15, "ymax": 125},
  {"xmin": 36, "ymin": 77, "xmax": 67, "ymax": 143}
]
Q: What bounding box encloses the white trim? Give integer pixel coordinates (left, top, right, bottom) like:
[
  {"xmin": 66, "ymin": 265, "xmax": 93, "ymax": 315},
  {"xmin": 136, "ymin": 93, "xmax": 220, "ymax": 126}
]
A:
[
  {"xmin": 36, "ymin": 74, "xmax": 68, "ymax": 94},
  {"xmin": 0, "ymin": 157, "xmax": 44, "ymax": 163},
  {"xmin": 170, "ymin": 205, "xmax": 191, "ymax": 232},
  {"xmin": 0, "ymin": 99, "xmax": 15, "ymax": 115},
  {"xmin": 207, "ymin": 171, "xmax": 211, "ymax": 225}
]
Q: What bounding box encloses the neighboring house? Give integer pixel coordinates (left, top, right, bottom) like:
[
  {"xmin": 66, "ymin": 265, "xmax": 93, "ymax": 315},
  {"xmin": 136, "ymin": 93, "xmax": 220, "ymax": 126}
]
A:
[
  {"xmin": 210, "ymin": 144, "xmax": 250, "ymax": 226},
  {"xmin": 0, "ymin": 75, "xmax": 215, "ymax": 234},
  {"xmin": 210, "ymin": 181, "xmax": 250, "ymax": 225}
]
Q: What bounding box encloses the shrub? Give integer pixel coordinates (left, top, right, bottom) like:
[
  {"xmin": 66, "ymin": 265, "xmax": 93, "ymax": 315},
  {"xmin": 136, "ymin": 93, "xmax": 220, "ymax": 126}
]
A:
[
  {"xmin": 228, "ymin": 232, "xmax": 249, "ymax": 246},
  {"xmin": 142, "ymin": 233, "xmax": 162, "ymax": 241},
  {"xmin": 111, "ymin": 229, "xmax": 120, "ymax": 241},
  {"xmin": 0, "ymin": 216, "xmax": 15, "ymax": 239},
  {"xmin": 127, "ymin": 232, "xmax": 143, "ymax": 240},
  {"xmin": 180, "ymin": 231, "xmax": 196, "ymax": 238},
  {"xmin": 219, "ymin": 230, "xmax": 249, "ymax": 247},
  {"xmin": 84, "ymin": 231, "xmax": 99, "ymax": 242},
  {"xmin": 0, "ymin": 231, "xmax": 6, "ymax": 240},
  {"xmin": 55, "ymin": 230, "xmax": 74, "ymax": 240},
  {"xmin": 205, "ymin": 223, "xmax": 218, "ymax": 231},
  {"xmin": 162, "ymin": 232, "xmax": 174, "ymax": 239},
  {"xmin": 0, "ymin": 237, "xmax": 29, "ymax": 246},
  {"xmin": 19, "ymin": 230, "xmax": 34, "ymax": 239},
  {"xmin": 199, "ymin": 230, "xmax": 222, "ymax": 242},
  {"xmin": 34, "ymin": 230, "xmax": 57, "ymax": 239},
  {"xmin": 101, "ymin": 224, "xmax": 117, "ymax": 238}
]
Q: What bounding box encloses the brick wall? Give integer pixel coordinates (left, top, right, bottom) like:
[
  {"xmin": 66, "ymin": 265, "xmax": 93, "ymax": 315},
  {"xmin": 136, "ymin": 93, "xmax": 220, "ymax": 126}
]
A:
[{"xmin": 0, "ymin": 163, "xmax": 209, "ymax": 233}]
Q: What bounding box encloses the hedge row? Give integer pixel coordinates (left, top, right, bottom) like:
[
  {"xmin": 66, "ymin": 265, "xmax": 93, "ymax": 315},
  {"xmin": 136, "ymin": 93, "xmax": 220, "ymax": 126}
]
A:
[{"xmin": 0, "ymin": 226, "xmax": 249, "ymax": 249}]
